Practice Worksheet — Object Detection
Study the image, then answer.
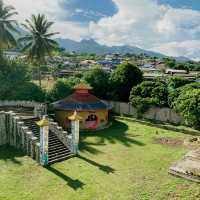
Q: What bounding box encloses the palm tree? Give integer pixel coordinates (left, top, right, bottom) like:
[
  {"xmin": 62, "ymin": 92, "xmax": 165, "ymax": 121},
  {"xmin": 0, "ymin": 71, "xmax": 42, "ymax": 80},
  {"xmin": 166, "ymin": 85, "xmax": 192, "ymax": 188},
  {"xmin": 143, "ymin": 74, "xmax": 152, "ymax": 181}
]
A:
[
  {"xmin": 19, "ymin": 14, "xmax": 59, "ymax": 87},
  {"xmin": 0, "ymin": 0, "xmax": 18, "ymax": 50}
]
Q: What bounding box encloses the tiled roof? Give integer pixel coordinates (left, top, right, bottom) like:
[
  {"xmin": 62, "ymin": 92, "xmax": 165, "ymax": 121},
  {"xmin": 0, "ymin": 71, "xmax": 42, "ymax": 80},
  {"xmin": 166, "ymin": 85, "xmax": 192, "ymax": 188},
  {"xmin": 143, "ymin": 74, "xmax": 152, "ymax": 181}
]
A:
[{"xmin": 52, "ymin": 92, "xmax": 111, "ymax": 111}]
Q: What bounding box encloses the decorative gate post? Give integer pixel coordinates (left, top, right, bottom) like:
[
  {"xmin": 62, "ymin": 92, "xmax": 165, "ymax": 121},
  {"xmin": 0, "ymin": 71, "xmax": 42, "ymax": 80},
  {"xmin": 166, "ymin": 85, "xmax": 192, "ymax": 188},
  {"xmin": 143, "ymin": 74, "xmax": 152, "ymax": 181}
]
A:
[
  {"xmin": 68, "ymin": 111, "xmax": 82, "ymax": 155},
  {"xmin": 37, "ymin": 116, "xmax": 49, "ymax": 166}
]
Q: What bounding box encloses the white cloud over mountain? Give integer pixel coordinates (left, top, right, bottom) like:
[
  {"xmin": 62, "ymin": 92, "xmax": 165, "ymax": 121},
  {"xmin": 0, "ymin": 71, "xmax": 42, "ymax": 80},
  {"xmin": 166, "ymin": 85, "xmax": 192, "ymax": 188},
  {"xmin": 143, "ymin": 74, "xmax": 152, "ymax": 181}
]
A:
[{"xmin": 4, "ymin": 0, "xmax": 200, "ymax": 60}]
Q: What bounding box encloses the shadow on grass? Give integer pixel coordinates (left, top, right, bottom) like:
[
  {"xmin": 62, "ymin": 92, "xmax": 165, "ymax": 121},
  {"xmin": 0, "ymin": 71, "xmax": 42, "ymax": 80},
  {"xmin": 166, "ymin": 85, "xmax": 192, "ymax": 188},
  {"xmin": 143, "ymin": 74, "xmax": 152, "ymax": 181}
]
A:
[
  {"xmin": 46, "ymin": 166, "xmax": 85, "ymax": 190},
  {"xmin": 78, "ymin": 155, "xmax": 115, "ymax": 174},
  {"xmin": 0, "ymin": 145, "xmax": 24, "ymax": 165},
  {"xmin": 79, "ymin": 120, "xmax": 145, "ymax": 155}
]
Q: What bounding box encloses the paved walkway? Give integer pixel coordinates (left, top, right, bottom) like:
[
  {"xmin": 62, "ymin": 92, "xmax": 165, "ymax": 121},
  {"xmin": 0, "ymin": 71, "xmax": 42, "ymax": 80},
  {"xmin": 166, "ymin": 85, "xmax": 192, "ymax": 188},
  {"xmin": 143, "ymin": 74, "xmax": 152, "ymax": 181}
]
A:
[{"xmin": 169, "ymin": 149, "xmax": 200, "ymax": 182}]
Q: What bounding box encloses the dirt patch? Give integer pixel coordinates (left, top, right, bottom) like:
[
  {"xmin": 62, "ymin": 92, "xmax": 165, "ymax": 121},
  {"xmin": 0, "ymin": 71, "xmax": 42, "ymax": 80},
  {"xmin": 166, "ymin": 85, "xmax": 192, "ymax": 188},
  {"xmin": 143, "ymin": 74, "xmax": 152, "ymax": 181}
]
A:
[{"xmin": 154, "ymin": 137, "xmax": 183, "ymax": 147}]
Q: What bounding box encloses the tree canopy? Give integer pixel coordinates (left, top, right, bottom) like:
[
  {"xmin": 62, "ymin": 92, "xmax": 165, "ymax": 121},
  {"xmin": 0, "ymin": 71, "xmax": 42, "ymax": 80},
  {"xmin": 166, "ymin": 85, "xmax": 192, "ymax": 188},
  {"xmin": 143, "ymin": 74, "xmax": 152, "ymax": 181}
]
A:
[
  {"xmin": 83, "ymin": 66, "xmax": 110, "ymax": 99},
  {"xmin": 110, "ymin": 62, "xmax": 143, "ymax": 101}
]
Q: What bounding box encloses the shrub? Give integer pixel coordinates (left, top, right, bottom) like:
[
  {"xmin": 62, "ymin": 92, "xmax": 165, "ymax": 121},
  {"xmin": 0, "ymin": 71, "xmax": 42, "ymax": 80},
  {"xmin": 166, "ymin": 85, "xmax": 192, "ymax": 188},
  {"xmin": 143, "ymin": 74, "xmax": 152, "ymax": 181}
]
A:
[
  {"xmin": 11, "ymin": 82, "xmax": 45, "ymax": 102},
  {"xmin": 167, "ymin": 77, "xmax": 190, "ymax": 91},
  {"xmin": 169, "ymin": 82, "xmax": 200, "ymax": 108},
  {"xmin": 129, "ymin": 80, "xmax": 168, "ymax": 113},
  {"xmin": 172, "ymin": 87, "xmax": 200, "ymax": 129}
]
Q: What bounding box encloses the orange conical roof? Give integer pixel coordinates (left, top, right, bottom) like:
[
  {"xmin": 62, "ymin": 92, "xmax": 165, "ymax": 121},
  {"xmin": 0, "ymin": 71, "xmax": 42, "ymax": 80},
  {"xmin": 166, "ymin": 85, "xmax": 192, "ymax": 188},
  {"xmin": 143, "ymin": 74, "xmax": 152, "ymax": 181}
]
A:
[
  {"xmin": 74, "ymin": 83, "xmax": 92, "ymax": 90},
  {"xmin": 52, "ymin": 82, "xmax": 112, "ymax": 111}
]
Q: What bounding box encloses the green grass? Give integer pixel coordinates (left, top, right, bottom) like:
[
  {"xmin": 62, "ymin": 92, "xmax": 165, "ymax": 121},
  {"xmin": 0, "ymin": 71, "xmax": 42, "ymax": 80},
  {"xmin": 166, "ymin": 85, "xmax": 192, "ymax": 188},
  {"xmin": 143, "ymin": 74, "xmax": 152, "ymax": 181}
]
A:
[{"xmin": 0, "ymin": 119, "xmax": 200, "ymax": 200}]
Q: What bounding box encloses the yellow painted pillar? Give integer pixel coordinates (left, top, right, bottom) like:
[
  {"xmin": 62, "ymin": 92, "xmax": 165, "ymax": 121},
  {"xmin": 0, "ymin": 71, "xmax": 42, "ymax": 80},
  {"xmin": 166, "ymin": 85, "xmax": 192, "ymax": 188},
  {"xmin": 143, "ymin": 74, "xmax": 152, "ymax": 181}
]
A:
[
  {"xmin": 68, "ymin": 111, "xmax": 82, "ymax": 155},
  {"xmin": 37, "ymin": 116, "xmax": 49, "ymax": 166}
]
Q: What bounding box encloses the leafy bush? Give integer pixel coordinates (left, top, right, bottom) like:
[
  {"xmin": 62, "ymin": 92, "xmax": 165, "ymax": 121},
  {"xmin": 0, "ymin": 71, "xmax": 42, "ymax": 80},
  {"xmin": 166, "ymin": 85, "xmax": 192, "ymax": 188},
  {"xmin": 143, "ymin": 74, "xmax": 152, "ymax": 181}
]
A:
[
  {"xmin": 167, "ymin": 77, "xmax": 190, "ymax": 91},
  {"xmin": 11, "ymin": 82, "xmax": 45, "ymax": 102},
  {"xmin": 172, "ymin": 86, "xmax": 200, "ymax": 129},
  {"xmin": 168, "ymin": 82, "xmax": 200, "ymax": 108},
  {"xmin": 110, "ymin": 62, "xmax": 143, "ymax": 101},
  {"xmin": 0, "ymin": 55, "xmax": 45, "ymax": 101},
  {"xmin": 129, "ymin": 80, "xmax": 168, "ymax": 113}
]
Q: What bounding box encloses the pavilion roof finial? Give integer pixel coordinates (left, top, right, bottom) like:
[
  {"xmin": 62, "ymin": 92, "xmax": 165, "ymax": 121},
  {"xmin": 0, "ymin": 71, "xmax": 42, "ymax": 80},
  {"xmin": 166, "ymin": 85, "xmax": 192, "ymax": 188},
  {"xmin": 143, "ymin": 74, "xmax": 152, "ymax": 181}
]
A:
[{"xmin": 74, "ymin": 83, "xmax": 92, "ymax": 90}]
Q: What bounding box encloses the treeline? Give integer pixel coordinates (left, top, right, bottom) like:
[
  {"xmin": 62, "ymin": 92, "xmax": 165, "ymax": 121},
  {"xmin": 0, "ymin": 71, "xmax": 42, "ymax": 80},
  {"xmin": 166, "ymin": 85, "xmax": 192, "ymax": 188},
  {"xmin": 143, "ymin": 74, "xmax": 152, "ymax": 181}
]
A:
[
  {"xmin": 1, "ymin": 50, "xmax": 200, "ymax": 129},
  {"xmin": 164, "ymin": 58, "xmax": 200, "ymax": 71}
]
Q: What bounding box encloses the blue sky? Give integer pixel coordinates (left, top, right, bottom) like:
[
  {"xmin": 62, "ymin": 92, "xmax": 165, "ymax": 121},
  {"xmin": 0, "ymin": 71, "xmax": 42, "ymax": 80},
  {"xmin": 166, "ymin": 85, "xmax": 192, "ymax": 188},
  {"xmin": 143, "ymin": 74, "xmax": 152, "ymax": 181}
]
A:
[
  {"xmin": 4, "ymin": 0, "xmax": 200, "ymax": 60},
  {"xmin": 158, "ymin": 0, "xmax": 200, "ymax": 11},
  {"xmin": 61, "ymin": 0, "xmax": 200, "ymax": 24},
  {"xmin": 61, "ymin": 0, "xmax": 118, "ymax": 23}
]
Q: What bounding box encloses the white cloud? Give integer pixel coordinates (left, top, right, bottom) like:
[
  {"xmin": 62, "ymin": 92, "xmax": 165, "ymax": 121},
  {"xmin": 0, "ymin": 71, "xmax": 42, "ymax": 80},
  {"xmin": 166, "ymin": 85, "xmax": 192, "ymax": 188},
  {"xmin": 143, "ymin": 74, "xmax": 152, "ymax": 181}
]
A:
[
  {"xmin": 89, "ymin": 0, "xmax": 200, "ymax": 59},
  {"xmin": 4, "ymin": 0, "xmax": 89, "ymax": 41},
  {"xmin": 152, "ymin": 40, "xmax": 200, "ymax": 61},
  {"xmin": 4, "ymin": 0, "xmax": 200, "ymax": 59}
]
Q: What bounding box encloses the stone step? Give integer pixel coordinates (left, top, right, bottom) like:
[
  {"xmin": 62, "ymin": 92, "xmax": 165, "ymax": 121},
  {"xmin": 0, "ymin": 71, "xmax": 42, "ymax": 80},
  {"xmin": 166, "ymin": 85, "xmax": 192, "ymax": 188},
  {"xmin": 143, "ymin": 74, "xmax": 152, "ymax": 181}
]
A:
[
  {"xmin": 48, "ymin": 146, "xmax": 70, "ymax": 153},
  {"xmin": 22, "ymin": 118, "xmax": 73, "ymax": 165},
  {"xmin": 49, "ymin": 149, "xmax": 71, "ymax": 157},
  {"xmin": 49, "ymin": 151, "xmax": 72, "ymax": 160},
  {"xmin": 48, "ymin": 154, "xmax": 74, "ymax": 165},
  {"xmin": 48, "ymin": 143, "xmax": 67, "ymax": 150},
  {"xmin": 48, "ymin": 139, "xmax": 63, "ymax": 144}
]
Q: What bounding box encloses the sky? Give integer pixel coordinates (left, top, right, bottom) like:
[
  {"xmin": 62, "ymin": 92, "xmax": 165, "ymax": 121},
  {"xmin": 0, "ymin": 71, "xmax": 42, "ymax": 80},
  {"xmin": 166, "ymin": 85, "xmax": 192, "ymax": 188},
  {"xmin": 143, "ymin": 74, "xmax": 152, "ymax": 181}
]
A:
[{"xmin": 4, "ymin": 0, "xmax": 200, "ymax": 60}]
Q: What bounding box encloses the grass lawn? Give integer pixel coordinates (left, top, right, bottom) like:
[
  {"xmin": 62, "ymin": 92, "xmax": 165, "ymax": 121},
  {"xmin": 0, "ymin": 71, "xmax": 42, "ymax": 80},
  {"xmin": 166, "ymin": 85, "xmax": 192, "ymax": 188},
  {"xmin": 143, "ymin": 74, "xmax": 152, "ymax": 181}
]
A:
[{"xmin": 0, "ymin": 119, "xmax": 200, "ymax": 200}]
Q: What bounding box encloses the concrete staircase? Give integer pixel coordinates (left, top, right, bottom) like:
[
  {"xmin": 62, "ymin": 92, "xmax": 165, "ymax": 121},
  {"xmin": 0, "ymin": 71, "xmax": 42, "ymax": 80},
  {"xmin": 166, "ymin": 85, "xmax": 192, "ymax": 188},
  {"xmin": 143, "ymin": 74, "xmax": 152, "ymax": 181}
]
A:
[{"xmin": 23, "ymin": 117, "xmax": 73, "ymax": 165}]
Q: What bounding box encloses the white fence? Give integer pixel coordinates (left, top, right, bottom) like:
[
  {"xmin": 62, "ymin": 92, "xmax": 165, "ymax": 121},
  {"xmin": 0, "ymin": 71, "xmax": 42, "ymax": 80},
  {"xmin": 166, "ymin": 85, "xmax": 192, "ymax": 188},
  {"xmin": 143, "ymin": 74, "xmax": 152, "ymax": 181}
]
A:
[{"xmin": 104, "ymin": 100, "xmax": 183, "ymax": 125}]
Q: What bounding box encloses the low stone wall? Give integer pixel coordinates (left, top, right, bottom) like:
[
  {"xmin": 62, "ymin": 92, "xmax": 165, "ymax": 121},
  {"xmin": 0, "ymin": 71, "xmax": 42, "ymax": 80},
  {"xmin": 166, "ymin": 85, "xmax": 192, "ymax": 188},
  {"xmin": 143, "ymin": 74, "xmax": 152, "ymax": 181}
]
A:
[
  {"xmin": 0, "ymin": 100, "xmax": 47, "ymax": 117},
  {"xmin": 104, "ymin": 100, "xmax": 183, "ymax": 125},
  {"xmin": 0, "ymin": 111, "xmax": 40, "ymax": 163}
]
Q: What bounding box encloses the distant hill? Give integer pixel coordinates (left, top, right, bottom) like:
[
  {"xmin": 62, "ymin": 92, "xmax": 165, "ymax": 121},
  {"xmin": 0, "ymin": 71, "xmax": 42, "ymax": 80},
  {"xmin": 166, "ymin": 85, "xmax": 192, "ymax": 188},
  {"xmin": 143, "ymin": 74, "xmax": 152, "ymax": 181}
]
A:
[
  {"xmin": 16, "ymin": 28, "xmax": 192, "ymax": 61},
  {"xmin": 173, "ymin": 56, "xmax": 191, "ymax": 62},
  {"xmin": 56, "ymin": 38, "xmax": 165, "ymax": 57}
]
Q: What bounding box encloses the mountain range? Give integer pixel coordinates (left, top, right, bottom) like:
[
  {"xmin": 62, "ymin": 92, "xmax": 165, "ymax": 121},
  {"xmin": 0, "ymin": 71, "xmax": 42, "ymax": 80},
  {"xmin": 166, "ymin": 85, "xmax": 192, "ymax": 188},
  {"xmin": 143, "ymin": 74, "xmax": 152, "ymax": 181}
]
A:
[
  {"xmin": 16, "ymin": 26, "xmax": 191, "ymax": 61},
  {"xmin": 56, "ymin": 38, "xmax": 192, "ymax": 62},
  {"xmin": 56, "ymin": 38, "xmax": 165, "ymax": 57}
]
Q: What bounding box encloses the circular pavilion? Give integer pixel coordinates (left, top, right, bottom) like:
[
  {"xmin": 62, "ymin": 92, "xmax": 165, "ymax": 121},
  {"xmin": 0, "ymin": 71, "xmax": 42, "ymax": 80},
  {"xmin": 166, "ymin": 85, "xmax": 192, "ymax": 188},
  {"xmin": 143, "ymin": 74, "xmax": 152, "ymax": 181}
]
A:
[{"xmin": 52, "ymin": 83, "xmax": 111, "ymax": 130}]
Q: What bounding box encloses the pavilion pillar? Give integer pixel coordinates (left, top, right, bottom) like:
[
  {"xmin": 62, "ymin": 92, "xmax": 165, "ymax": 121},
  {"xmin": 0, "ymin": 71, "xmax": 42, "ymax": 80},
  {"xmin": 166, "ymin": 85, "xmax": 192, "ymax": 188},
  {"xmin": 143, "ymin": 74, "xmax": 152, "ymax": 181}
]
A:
[
  {"xmin": 68, "ymin": 111, "xmax": 82, "ymax": 155},
  {"xmin": 37, "ymin": 116, "xmax": 49, "ymax": 166}
]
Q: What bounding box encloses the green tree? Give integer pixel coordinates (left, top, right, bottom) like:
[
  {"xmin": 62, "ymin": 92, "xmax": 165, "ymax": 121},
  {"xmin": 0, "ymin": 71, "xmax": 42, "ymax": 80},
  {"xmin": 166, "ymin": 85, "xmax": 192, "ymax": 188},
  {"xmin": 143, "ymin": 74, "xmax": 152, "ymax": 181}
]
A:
[
  {"xmin": 19, "ymin": 14, "xmax": 59, "ymax": 87},
  {"xmin": 129, "ymin": 80, "xmax": 168, "ymax": 113},
  {"xmin": 110, "ymin": 62, "xmax": 143, "ymax": 101},
  {"xmin": 173, "ymin": 87, "xmax": 200, "ymax": 129},
  {"xmin": 47, "ymin": 77, "xmax": 81, "ymax": 102},
  {"xmin": 164, "ymin": 58, "xmax": 176, "ymax": 68},
  {"xmin": 168, "ymin": 82, "xmax": 200, "ymax": 108},
  {"xmin": 83, "ymin": 66, "xmax": 110, "ymax": 99},
  {"xmin": 0, "ymin": 54, "xmax": 44, "ymax": 101},
  {"xmin": 13, "ymin": 82, "xmax": 45, "ymax": 102},
  {"xmin": 0, "ymin": 0, "xmax": 18, "ymax": 50}
]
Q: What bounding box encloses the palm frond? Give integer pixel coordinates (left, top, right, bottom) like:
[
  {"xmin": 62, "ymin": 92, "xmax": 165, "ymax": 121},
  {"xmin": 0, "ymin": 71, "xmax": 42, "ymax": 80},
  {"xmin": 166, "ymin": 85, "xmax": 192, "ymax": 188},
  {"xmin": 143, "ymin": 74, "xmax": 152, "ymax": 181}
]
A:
[
  {"xmin": 0, "ymin": 0, "xmax": 17, "ymax": 49},
  {"xmin": 19, "ymin": 13, "xmax": 59, "ymax": 63}
]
